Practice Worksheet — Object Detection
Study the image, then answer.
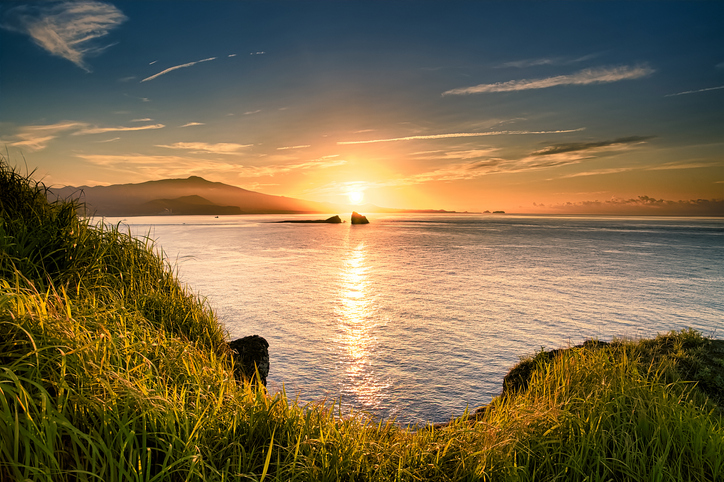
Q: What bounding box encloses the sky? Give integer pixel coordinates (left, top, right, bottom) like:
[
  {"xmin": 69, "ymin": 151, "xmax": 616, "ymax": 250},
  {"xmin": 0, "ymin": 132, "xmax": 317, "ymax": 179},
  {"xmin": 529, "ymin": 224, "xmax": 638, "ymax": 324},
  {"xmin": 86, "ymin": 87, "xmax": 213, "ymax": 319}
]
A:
[{"xmin": 1, "ymin": 1, "xmax": 723, "ymax": 214}]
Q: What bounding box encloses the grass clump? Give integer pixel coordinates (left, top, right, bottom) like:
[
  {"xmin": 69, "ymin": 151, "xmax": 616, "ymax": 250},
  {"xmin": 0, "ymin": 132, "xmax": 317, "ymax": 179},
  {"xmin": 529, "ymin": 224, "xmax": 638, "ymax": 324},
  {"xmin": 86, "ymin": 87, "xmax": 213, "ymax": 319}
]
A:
[{"xmin": 1, "ymin": 157, "xmax": 723, "ymax": 481}]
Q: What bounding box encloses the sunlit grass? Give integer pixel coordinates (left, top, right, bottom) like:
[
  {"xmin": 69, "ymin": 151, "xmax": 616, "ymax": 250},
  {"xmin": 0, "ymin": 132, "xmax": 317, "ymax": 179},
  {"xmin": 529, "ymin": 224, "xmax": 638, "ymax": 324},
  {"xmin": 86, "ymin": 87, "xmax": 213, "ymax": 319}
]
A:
[{"xmin": 2, "ymin": 156, "xmax": 723, "ymax": 481}]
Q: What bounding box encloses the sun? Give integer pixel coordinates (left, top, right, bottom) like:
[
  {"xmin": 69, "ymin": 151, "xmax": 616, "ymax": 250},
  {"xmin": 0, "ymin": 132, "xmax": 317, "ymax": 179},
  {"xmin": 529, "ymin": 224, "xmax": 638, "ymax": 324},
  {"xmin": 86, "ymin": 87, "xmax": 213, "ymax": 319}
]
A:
[{"xmin": 348, "ymin": 191, "xmax": 365, "ymax": 205}]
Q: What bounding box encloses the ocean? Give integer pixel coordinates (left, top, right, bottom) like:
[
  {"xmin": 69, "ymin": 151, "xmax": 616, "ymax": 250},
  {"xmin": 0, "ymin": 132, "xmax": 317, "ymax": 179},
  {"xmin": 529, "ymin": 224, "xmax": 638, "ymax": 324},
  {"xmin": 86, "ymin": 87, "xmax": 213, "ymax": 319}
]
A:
[{"xmin": 111, "ymin": 214, "xmax": 724, "ymax": 424}]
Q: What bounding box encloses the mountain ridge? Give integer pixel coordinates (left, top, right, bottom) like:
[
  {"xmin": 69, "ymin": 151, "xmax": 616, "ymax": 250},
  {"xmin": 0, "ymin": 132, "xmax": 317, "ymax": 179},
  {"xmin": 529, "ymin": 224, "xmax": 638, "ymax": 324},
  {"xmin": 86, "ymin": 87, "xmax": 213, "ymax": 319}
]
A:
[{"xmin": 49, "ymin": 175, "xmax": 460, "ymax": 216}]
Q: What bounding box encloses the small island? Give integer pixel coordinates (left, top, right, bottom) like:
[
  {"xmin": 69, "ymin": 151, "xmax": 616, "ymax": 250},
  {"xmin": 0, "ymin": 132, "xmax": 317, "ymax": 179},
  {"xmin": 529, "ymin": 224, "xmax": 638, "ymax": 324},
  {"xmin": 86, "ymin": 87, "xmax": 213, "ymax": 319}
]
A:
[{"xmin": 277, "ymin": 215, "xmax": 343, "ymax": 224}]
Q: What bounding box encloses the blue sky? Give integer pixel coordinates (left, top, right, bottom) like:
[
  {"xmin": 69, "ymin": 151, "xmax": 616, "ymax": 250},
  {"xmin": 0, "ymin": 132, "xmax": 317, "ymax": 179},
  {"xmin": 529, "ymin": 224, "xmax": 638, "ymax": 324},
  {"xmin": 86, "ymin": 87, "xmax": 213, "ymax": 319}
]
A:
[{"xmin": 1, "ymin": 1, "xmax": 723, "ymax": 213}]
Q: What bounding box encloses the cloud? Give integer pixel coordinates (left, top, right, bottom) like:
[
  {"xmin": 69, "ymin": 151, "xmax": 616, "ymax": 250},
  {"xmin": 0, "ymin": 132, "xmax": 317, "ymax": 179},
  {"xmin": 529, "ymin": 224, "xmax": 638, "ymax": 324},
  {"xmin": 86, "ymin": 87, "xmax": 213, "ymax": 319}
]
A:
[
  {"xmin": 442, "ymin": 65, "xmax": 654, "ymax": 95},
  {"xmin": 647, "ymin": 160, "xmax": 720, "ymax": 171},
  {"xmin": 1, "ymin": 1, "xmax": 127, "ymax": 72},
  {"xmin": 244, "ymin": 110, "xmax": 262, "ymax": 115},
  {"xmin": 531, "ymin": 136, "xmax": 655, "ymax": 156},
  {"xmin": 556, "ymin": 167, "xmax": 638, "ymax": 179},
  {"xmin": 3, "ymin": 121, "xmax": 86, "ymax": 151},
  {"xmin": 76, "ymin": 153, "xmax": 240, "ymax": 178},
  {"xmin": 74, "ymin": 124, "xmax": 165, "ymax": 135},
  {"xmin": 3, "ymin": 121, "xmax": 166, "ymax": 151},
  {"xmin": 499, "ymin": 54, "xmax": 600, "ymax": 69},
  {"xmin": 156, "ymin": 141, "xmax": 253, "ymax": 154},
  {"xmin": 338, "ymin": 128, "xmax": 585, "ymax": 145},
  {"xmin": 369, "ymin": 134, "xmax": 656, "ymax": 187},
  {"xmin": 140, "ymin": 57, "xmax": 217, "ymax": 82},
  {"xmin": 156, "ymin": 142, "xmax": 254, "ymax": 154},
  {"xmin": 277, "ymin": 145, "xmax": 311, "ymax": 150},
  {"xmin": 180, "ymin": 122, "xmax": 205, "ymax": 128},
  {"xmin": 131, "ymin": 118, "xmax": 153, "ymax": 122},
  {"xmin": 549, "ymin": 157, "xmax": 716, "ymax": 181},
  {"xmin": 237, "ymin": 156, "xmax": 346, "ymax": 178},
  {"xmin": 665, "ymin": 85, "xmax": 724, "ymax": 97}
]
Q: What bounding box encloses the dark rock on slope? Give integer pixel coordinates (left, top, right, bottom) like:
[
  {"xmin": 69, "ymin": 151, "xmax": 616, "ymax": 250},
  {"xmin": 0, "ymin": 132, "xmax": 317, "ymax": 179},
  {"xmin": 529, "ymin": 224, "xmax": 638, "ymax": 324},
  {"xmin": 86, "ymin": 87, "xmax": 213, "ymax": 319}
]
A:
[{"xmin": 228, "ymin": 335, "xmax": 270, "ymax": 386}]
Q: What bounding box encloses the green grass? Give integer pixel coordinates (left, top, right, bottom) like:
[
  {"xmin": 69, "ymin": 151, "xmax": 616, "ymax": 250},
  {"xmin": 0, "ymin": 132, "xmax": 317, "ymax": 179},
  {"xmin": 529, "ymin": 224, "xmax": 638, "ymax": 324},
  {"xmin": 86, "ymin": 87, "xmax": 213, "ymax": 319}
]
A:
[{"xmin": 1, "ymin": 157, "xmax": 723, "ymax": 481}]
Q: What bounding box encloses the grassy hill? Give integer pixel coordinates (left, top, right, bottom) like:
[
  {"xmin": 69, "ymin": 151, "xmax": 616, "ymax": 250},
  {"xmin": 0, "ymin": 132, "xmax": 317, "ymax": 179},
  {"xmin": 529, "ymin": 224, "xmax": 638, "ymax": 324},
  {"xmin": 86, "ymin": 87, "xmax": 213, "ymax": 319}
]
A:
[{"xmin": 2, "ymin": 158, "xmax": 723, "ymax": 481}]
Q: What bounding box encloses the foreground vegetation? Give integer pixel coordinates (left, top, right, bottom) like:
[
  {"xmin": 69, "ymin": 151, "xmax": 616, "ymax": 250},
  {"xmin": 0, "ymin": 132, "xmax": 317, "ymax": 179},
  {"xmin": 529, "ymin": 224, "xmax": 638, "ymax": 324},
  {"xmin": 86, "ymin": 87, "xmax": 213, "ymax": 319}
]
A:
[{"xmin": 1, "ymin": 158, "xmax": 723, "ymax": 481}]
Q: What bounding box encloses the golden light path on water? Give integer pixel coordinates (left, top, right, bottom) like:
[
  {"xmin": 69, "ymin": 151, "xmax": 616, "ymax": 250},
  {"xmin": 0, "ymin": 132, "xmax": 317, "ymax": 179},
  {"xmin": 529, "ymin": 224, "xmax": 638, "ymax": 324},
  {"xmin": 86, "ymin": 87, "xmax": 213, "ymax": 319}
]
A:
[{"xmin": 335, "ymin": 237, "xmax": 389, "ymax": 412}]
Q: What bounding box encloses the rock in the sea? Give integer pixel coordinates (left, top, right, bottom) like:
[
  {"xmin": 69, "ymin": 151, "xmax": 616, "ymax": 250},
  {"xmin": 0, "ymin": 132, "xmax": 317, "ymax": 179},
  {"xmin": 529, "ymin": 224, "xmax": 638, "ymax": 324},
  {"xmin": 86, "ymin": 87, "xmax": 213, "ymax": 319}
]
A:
[
  {"xmin": 351, "ymin": 211, "xmax": 369, "ymax": 224},
  {"xmin": 278, "ymin": 215, "xmax": 342, "ymax": 224},
  {"xmin": 228, "ymin": 335, "xmax": 269, "ymax": 386}
]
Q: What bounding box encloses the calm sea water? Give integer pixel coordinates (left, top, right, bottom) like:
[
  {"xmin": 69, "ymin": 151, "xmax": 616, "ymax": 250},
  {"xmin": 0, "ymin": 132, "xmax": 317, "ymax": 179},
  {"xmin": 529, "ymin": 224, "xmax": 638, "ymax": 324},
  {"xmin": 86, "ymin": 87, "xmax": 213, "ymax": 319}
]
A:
[{"xmin": 110, "ymin": 214, "xmax": 724, "ymax": 424}]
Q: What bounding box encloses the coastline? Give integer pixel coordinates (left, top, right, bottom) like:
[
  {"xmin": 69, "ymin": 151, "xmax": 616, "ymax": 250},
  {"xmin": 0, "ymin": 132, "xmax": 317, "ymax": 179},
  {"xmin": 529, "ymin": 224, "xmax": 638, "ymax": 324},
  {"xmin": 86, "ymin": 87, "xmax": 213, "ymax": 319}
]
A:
[{"xmin": 3, "ymin": 160, "xmax": 723, "ymax": 481}]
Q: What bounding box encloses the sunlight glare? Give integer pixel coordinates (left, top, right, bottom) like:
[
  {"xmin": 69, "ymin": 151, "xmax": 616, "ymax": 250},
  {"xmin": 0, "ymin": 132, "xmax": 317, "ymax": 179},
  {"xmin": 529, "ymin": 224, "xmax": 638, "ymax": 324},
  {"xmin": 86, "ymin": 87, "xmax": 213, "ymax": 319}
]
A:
[{"xmin": 348, "ymin": 191, "xmax": 365, "ymax": 205}]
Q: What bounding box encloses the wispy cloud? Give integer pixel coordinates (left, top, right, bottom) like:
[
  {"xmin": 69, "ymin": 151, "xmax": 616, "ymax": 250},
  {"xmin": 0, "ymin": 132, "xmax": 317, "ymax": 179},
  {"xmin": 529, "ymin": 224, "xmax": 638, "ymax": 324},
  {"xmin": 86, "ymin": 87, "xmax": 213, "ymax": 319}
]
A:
[
  {"xmin": 338, "ymin": 128, "xmax": 585, "ymax": 145},
  {"xmin": 557, "ymin": 166, "xmax": 638, "ymax": 179},
  {"xmin": 76, "ymin": 153, "xmax": 239, "ymax": 178},
  {"xmin": 237, "ymin": 156, "xmax": 345, "ymax": 178},
  {"xmin": 156, "ymin": 141, "xmax": 252, "ymax": 154},
  {"xmin": 3, "ymin": 121, "xmax": 86, "ymax": 151},
  {"xmin": 180, "ymin": 122, "xmax": 205, "ymax": 128},
  {"xmin": 549, "ymin": 156, "xmax": 713, "ymax": 181},
  {"xmin": 665, "ymin": 85, "xmax": 724, "ymax": 97},
  {"xmin": 499, "ymin": 54, "xmax": 600, "ymax": 69},
  {"xmin": 1, "ymin": 1, "xmax": 127, "ymax": 72},
  {"xmin": 647, "ymin": 160, "xmax": 720, "ymax": 171},
  {"xmin": 74, "ymin": 124, "xmax": 165, "ymax": 135},
  {"xmin": 531, "ymin": 136, "xmax": 655, "ymax": 156},
  {"xmin": 244, "ymin": 110, "xmax": 262, "ymax": 115},
  {"xmin": 277, "ymin": 145, "xmax": 311, "ymax": 150},
  {"xmin": 131, "ymin": 118, "xmax": 153, "ymax": 122},
  {"xmin": 140, "ymin": 57, "xmax": 216, "ymax": 83},
  {"xmin": 367, "ymin": 135, "xmax": 655, "ymax": 187},
  {"xmin": 443, "ymin": 65, "xmax": 654, "ymax": 95},
  {"xmin": 3, "ymin": 121, "xmax": 165, "ymax": 151}
]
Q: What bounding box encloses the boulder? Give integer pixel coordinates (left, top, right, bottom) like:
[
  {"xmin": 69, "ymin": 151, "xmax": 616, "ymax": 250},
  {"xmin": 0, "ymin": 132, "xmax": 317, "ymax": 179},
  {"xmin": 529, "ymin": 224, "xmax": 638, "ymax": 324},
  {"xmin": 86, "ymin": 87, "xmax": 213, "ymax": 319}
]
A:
[
  {"xmin": 228, "ymin": 335, "xmax": 270, "ymax": 386},
  {"xmin": 351, "ymin": 211, "xmax": 369, "ymax": 224}
]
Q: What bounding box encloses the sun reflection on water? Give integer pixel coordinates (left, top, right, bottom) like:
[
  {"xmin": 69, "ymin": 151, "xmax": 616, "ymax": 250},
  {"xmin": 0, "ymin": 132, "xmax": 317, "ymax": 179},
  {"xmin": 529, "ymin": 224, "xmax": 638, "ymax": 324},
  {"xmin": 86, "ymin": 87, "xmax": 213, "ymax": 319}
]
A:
[{"xmin": 335, "ymin": 239, "xmax": 389, "ymax": 413}]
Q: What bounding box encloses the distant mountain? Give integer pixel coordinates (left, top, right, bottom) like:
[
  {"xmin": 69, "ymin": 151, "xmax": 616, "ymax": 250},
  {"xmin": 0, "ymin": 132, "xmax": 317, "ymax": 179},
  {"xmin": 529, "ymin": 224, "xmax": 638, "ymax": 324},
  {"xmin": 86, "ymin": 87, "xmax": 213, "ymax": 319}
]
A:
[
  {"xmin": 49, "ymin": 176, "xmax": 341, "ymax": 216},
  {"xmin": 137, "ymin": 195, "xmax": 242, "ymax": 216},
  {"xmin": 49, "ymin": 175, "xmax": 460, "ymax": 216},
  {"xmin": 353, "ymin": 203, "xmax": 463, "ymax": 214}
]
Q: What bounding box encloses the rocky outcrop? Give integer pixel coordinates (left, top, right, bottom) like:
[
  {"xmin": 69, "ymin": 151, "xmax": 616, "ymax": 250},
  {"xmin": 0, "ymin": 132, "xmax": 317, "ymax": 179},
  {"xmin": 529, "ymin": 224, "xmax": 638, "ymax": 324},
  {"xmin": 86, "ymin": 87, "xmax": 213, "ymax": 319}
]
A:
[
  {"xmin": 351, "ymin": 211, "xmax": 369, "ymax": 224},
  {"xmin": 228, "ymin": 335, "xmax": 270, "ymax": 386},
  {"xmin": 501, "ymin": 340, "xmax": 610, "ymax": 395},
  {"xmin": 278, "ymin": 215, "xmax": 343, "ymax": 224}
]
